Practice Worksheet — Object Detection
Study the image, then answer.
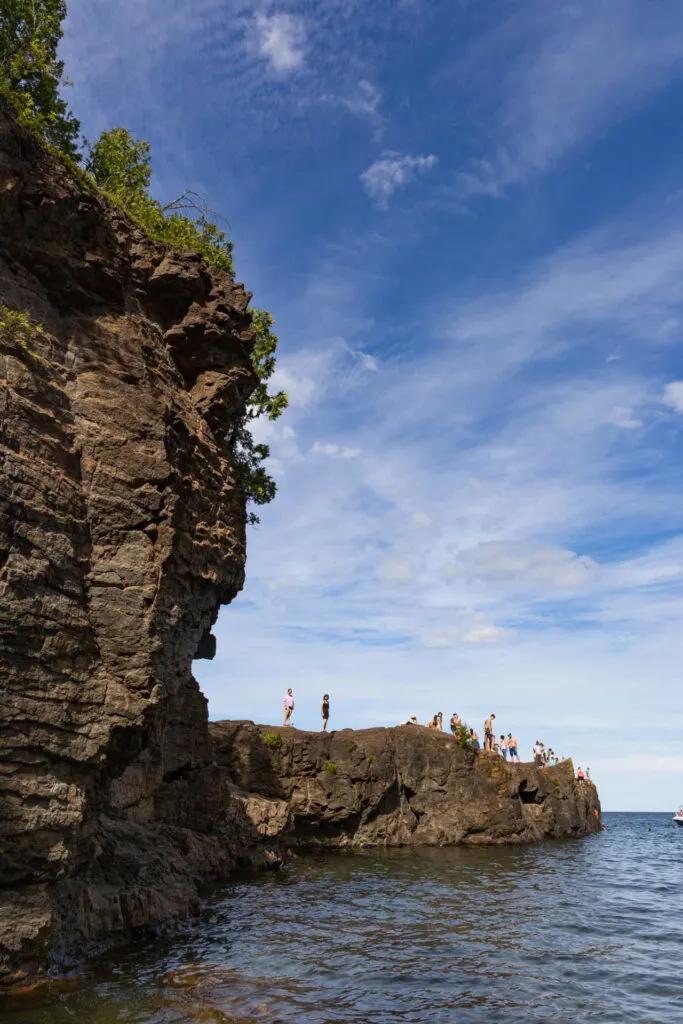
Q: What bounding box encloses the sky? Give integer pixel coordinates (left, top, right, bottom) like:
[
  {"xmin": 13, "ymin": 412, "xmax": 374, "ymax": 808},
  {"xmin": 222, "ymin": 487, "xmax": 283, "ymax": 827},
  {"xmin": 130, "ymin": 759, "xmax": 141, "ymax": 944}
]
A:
[{"xmin": 61, "ymin": 0, "xmax": 683, "ymax": 811}]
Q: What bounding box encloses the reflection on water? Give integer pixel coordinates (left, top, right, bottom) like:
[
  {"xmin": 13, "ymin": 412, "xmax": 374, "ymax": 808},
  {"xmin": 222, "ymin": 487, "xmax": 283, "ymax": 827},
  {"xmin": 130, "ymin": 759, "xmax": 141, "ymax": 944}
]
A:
[{"xmin": 2, "ymin": 813, "xmax": 681, "ymax": 1023}]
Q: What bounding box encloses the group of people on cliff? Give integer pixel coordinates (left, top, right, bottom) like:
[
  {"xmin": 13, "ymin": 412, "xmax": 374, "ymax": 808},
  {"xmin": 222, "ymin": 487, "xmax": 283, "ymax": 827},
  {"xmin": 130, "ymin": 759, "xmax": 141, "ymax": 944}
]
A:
[
  {"xmin": 410, "ymin": 711, "xmax": 521, "ymax": 762},
  {"xmin": 282, "ymin": 693, "xmax": 586, "ymax": 780}
]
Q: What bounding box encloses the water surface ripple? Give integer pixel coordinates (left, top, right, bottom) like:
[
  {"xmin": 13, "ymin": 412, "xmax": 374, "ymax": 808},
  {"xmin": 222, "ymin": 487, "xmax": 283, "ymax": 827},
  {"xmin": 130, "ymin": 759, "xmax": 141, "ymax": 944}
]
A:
[{"xmin": 4, "ymin": 813, "xmax": 681, "ymax": 1023}]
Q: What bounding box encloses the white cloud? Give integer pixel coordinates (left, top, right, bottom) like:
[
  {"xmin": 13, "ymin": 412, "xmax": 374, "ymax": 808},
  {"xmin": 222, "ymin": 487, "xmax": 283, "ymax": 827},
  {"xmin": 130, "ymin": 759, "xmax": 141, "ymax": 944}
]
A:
[
  {"xmin": 311, "ymin": 441, "xmax": 362, "ymax": 458},
  {"xmin": 447, "ymin": 542, "xmax": 598, "ymax": 589},
  {"xmin": 608, "ymin": 406, "xmax": 643, "ymax": 429},
  {"xmin": 255, "ymin": 12, "xmax": 306, "ymax": 73},
  {"xmin": 421, "ymin": 617, "xmax": 516, "ymax": 648},
  {"xmin": 411, "ymin": 512, "xmax": 432, "ymax": 528},
  {"xmin": 318, "ymin": 79, "xmax": 384, "ymax": 138},
  {"xmin": 376, "ymin": 557, "xmax": 414, "ymax": 585},
  {"xmin": 361, "ymin": 151, "xmax": 438, "ymax": 207},
  {"xmin": 359, "ymin": 352, "xmax": 379, "ymax": 372},
  {"xmin": 662, "ymin": 380, "xmax": 683, "ymax": 413}
]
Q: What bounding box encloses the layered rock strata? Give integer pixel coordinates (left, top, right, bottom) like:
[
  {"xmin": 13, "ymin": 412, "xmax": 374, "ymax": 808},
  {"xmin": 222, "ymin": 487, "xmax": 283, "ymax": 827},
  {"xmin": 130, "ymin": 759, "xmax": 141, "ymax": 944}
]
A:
[
  {"xmin": 0, "ymin": 103, "xmax": 264, "ymax": 985},
  {"xmin": 0, "ymin": 103, "xmax": 603, "ymax": 990},
  {"xmin": 211, "ymin": 721, "xmax": 602, "ymax": 848}
]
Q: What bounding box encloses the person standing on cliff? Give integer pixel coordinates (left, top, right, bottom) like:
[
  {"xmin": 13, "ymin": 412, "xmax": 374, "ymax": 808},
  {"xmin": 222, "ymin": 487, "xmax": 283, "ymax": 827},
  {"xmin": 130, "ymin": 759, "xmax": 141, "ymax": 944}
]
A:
[
  {"xmin": 321, "ymin": 694, "xmax": 330, "ymax": 731},
  {"xmin": 499, "ymin": 734, "xmax": 508, "ymax": 759},
  {"xmin": 450, "ymin": 713, "xmax": 460, "ymax": 735},
  {"xmin": 507, "ymin": 733, "xmax": 520, "ymax": 763},
  {"xmin": 484, "ymin": 713, "xmax": 496, "ymax": 751},
  {"xmin": 283, "ymin": 688, "xmax": 294, "ymax": 726}
]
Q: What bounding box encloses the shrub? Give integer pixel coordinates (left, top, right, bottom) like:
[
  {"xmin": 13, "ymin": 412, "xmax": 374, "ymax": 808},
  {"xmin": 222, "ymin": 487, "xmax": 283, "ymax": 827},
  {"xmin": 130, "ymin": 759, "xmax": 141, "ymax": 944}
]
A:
[
  {"xmin": 323, "ymin": 760, "xmax": 337, "ymax": 774},
  {"xmin": 367, "ymin": 754, "xmax": 377, "ymax": 764},
  {"xmin": 262, "ymin": 732, "xmax": 282, "ymax": 749},
  {"xmin": 454, "ymin": 722, "xmax": 475, "ymax": 750},
  {"xmin": 0, "ymin": 304, "xmax": 45, "ymax": 361}
]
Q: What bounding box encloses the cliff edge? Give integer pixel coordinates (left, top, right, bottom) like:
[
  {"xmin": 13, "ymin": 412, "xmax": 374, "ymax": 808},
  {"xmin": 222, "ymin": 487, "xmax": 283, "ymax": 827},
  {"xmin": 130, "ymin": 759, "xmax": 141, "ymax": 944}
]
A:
[
  {"xmin": 212, "ymin": 722, "xmax": 602, "ymax": 848},
  {"xmin": 0, "ymin": 103, "xmax": 263, "ymax": 986}
]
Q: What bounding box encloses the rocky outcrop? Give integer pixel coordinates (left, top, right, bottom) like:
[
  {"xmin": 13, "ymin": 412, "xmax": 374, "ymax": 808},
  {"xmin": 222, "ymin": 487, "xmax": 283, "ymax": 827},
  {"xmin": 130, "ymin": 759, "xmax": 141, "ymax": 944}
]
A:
[
  {"xmin": 0, "ymin": 104, "xmax": 266, "ymax": 986},
  {"xmin": 211, "ymin": 722, "xmax": 602, "ymax": 848},
  {"xmin": 0, "ymin": 103, "xmax": 603, "ymax": 991}
]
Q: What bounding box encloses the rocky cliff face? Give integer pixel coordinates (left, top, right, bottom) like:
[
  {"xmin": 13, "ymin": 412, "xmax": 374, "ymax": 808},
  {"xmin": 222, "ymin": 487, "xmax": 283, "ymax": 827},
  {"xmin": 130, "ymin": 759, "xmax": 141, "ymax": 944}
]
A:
[
  {"xmin": 0, "ymin": 105, "xmax": 603, "ymax": 992},
  {"xmin": 0, "ymin": 105, "xmax": 263, "ymax": 985},
  {"xmin": 212, "ymin": 721, "xmax": 601, "ymax": 848}
]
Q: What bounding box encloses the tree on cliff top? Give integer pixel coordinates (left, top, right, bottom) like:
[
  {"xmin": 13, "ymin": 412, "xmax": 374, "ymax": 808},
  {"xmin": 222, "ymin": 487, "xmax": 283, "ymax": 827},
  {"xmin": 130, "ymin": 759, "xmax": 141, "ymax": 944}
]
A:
[
  {"xmin": 86, "ymin": 128, "xmax": 288, "ymax": 522},
  {"xmin": 0, "ymin": 0, "xmax": 79, "ymax": 156},
  {"xmin": 1, "ymin": 0, "xmax": 287, "ymax": 524}
]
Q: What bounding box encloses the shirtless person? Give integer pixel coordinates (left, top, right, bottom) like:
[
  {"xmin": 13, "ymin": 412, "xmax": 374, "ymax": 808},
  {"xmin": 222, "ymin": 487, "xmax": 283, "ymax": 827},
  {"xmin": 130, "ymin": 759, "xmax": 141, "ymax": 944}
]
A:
[
  {"xmin": 507, "ymin": 733, "xmax": 520, "ymax": 763},
  {"xmin": 484, "ymin": 713, "xmax": 496, "ymax": 751},
  {"xmin": 283, "ymin": 688, "xmax": 294, "ymax": 726}
]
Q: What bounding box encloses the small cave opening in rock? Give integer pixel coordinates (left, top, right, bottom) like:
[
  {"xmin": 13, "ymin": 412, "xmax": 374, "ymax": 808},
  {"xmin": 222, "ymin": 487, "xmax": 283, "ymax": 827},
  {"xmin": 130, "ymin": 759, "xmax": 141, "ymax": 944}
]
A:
[{"xmin": 518, "ymin": 779, "xmax": 541, "ymax": 804}]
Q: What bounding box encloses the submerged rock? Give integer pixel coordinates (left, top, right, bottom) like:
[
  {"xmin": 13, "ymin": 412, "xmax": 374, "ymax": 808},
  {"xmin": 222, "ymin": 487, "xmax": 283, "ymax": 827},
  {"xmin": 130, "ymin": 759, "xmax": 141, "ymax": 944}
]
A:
[{"xmin": 211, "ymin": 721, "xmax": 602, "ymax": 848}]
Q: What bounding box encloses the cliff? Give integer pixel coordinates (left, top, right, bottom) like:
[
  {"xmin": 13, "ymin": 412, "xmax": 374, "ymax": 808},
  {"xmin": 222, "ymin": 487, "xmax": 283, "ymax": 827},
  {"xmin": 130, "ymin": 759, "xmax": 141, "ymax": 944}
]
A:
[
  {"xmin": 211, "ymin": 722, "xmax": 602, "ymax": 848},
  {"xmin": 0, "ymin": 104, "xmax": 602, "ymax": 991},
  {"xmin": 0, "ymin": 104, "xmax": 265, "ymax": 986}
]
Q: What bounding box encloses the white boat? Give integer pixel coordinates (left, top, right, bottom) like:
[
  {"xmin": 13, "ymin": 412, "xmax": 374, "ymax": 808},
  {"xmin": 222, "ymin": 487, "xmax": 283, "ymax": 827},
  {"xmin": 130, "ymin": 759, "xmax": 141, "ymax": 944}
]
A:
[{"xmin": 673, "ymin": 807, "xmax": 683, "ymax": 827}]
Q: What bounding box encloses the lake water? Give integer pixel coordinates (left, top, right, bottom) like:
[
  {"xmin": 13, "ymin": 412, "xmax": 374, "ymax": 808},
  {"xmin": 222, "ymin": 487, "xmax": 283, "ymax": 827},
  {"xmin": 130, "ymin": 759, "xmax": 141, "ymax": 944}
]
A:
[{"xmin": 3, "ymin": 813, "xmax": 681, "ymax": 1024}]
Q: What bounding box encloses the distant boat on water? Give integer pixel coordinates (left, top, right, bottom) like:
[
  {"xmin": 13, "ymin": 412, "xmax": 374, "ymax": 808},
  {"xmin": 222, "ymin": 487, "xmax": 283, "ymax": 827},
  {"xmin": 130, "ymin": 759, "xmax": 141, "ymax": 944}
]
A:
[{"xmin": 673, "ymin": 807, "xmax": 683, "ymax": 827}]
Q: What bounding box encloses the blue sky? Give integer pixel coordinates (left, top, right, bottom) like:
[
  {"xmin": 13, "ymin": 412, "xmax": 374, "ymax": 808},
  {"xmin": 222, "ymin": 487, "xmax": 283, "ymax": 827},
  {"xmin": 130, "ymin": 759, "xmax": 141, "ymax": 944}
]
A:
[{"xmin": 62, "ymin": 0, "xmax": 683, "ymax": 811}]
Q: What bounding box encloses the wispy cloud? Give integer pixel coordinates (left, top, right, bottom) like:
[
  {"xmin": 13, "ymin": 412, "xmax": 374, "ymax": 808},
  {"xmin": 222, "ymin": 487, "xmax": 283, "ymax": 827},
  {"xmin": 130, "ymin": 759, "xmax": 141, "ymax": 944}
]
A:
[
  {"xmin": 454, "ymin": 0, "xmax": 683, "ymax": 200},
  {"xmin": 311, "ymin": 441, "xmax": 362, "ymax": 458},
  {"xmin": 361, "ymin": 152, "xmax": 438, "ymax": 207},
  {"xmin": 255, "ymin": 12, "xmax": 306, "ymax": 73},
  {"xmin": 317, "ymin": 79, "xmax": 384, "ymax": 139}
]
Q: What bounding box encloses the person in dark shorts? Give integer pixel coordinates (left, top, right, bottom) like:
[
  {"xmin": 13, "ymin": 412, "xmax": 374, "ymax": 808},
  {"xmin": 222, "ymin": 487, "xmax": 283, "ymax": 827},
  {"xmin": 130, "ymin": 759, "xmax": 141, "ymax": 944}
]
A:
[
  {"xmin": 470, "ymin": 728, "xmax": 480, "ymax": 751},
  {"xmin": 321, "ymin": 694, "xmax": 330, "ymax": 731},
  {"xmin": 484, "ymin": 713, "xmax": 496, "ymax": 751}
]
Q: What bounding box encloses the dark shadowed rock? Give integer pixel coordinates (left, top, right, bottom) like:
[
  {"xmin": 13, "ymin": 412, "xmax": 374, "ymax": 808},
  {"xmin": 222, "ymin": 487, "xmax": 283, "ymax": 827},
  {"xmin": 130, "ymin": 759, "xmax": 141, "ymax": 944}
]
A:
[
  {"xmin": 211, "ymin": 721, "xmax": 602, "ymax": 848},
  {"xmin": 0, "ymin": 103, "xmax": 266, "ymax": 986}
]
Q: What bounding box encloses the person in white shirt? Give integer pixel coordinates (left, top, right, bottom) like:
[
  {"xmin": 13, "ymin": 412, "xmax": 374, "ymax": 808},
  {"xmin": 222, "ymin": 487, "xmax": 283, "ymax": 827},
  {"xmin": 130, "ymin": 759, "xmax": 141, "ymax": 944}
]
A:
[{"xmin": 283, "ymin": 689, "xmax": 294, "ymax": 726}]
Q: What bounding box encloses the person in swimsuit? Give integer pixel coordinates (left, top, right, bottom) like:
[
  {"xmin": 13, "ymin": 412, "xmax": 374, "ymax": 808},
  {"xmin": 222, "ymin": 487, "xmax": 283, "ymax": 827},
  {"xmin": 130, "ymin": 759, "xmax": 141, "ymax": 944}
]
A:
[
  {"xmin": 321, "ymin": 694, "xmax": 330, "ymax": 731},
  {"xmin": 484, "ymin": 713, "xmax": 496, "ymax": 751},
  {"xmin": 470, "ymin": 728, "xmax": 480, "ymax": 751},
  {"xmin": 283, "ymin": 688, "xmax": 294, "ymax": 726},
  {"xmin": 428, "ymin": 714, "xmax": 438, "ymax": 730},
  {"xmin": 450, "ymin": 713, "xmax": 460, "ymax": 736},
  {"xmin": 507, "ymin": 733, "xmax": 520, "ymax": 763},
  {"xmin": 437, "ymin": 712, "xmax": 443, "ymax": 732}
]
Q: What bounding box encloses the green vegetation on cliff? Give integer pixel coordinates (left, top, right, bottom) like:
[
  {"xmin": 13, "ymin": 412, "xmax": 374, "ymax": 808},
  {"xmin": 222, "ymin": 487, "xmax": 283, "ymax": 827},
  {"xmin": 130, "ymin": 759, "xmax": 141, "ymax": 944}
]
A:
[
  {"xmin": 0, "ymin": 1, "xmax": 287, "ymax": 521},
  {"xmin": 0, "ymin": 0, "xmax": 79, "ymax": 155}
]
